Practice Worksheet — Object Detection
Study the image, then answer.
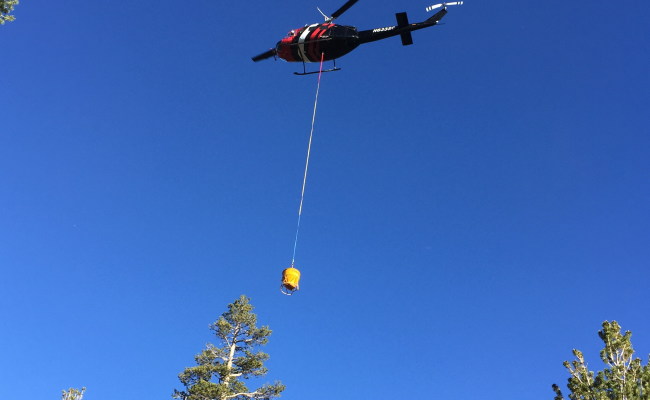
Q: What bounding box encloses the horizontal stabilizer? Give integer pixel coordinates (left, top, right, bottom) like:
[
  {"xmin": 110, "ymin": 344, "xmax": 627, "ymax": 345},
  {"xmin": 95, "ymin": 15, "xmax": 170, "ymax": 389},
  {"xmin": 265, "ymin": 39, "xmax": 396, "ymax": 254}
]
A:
[
  {"xmin": 396, "ymin": 12, "xmax": 409, "ymax": 27},
  {"xmin": 395, "ymin": 12, "xmax": 414, "ymax": 46},
  {"xmin": 400, "ymin": 31, "xmax": 413, "ymax": 45}
]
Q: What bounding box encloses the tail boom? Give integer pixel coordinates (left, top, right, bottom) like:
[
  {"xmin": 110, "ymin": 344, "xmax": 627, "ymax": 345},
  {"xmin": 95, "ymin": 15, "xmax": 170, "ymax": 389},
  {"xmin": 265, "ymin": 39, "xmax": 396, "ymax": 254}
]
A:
[{"xmin": 358, "ymin": 8, "xmax": 448, "ymax": 45}]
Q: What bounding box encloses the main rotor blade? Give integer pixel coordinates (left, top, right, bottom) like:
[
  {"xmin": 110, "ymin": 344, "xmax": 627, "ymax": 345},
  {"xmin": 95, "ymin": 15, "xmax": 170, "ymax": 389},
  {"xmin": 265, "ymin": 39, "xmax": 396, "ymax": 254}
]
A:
[
  {"xmin": 252, "ymin": 48, "xmax": 277, "ymax": 62},
  {"xmin": 330, "ymin": 0, "xmax": 359, "ymax": 20}
]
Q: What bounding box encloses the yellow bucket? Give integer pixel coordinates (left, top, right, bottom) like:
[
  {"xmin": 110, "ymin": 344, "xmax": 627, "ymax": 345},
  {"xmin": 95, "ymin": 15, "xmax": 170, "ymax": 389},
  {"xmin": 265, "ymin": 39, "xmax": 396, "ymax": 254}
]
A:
[{"xmin": 281, "ymin": 267, "xmax": 301, "ymax": 294}]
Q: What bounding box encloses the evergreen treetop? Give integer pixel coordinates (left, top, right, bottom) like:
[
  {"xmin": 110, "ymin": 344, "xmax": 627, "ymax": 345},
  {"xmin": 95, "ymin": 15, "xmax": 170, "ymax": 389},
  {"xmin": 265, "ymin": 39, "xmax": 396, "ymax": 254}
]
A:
[
  {"xmin": 0, "ymin": 0, "xmax": 18, "ymax": 24},
  {"xmin": 553, "ymin": 321, "xmax": 650, "ymax": 400},
  {"xmin": 174, "ymin": 295, "xmax": 285, "ymax": 400}
]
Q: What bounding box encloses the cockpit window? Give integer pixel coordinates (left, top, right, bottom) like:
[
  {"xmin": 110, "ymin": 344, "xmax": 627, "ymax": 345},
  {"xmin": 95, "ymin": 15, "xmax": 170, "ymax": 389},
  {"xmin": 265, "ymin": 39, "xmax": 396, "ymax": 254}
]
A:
[{"xmin": 287, "ymin": 30, "xmax": 295, "ymax": 37}]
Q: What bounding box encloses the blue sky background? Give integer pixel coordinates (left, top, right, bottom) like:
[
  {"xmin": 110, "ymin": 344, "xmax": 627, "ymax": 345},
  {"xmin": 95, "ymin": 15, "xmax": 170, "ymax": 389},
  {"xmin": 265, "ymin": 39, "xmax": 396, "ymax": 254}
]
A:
[{"xmin": 2, "ymin": 0, "xmax": 649, "ymax": 399}]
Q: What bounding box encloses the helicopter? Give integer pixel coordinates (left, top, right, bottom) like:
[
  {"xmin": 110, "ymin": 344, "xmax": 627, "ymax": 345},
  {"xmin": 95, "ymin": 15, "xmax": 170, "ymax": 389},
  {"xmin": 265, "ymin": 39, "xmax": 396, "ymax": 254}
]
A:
[{"xmin": 251, "ymin": 0, "xmax": 463, "ymax": 75}]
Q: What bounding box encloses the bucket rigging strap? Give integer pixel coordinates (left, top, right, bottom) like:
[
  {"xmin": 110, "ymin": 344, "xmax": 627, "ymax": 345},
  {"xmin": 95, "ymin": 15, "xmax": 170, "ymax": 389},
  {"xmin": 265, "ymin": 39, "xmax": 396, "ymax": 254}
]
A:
[{"xmin": 291, "ymin": 53, "xmax": 326, "ymax": 267}]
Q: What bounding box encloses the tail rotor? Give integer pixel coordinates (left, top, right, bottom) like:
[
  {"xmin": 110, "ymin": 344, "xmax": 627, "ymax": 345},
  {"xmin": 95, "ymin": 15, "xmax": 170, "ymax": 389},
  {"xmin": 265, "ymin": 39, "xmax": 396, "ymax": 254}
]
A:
[{"xmin": 425, "ymin": 1, "xmax": 463, "ymax": 12}]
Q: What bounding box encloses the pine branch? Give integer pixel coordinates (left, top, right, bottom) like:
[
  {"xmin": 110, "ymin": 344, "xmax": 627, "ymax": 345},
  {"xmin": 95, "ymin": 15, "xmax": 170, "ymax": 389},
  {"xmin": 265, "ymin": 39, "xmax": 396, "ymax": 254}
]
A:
[{"xmin": 224, "ymin": 390, "xmax": 260, "ymax": 399}]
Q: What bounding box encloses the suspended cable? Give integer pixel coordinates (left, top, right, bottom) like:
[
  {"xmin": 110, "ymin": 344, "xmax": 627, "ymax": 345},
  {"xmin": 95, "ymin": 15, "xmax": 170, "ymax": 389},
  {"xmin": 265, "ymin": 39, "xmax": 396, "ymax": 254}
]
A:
[{"xmin": 290, "ymin": 53, "xmax": 326, "ymax": 268}]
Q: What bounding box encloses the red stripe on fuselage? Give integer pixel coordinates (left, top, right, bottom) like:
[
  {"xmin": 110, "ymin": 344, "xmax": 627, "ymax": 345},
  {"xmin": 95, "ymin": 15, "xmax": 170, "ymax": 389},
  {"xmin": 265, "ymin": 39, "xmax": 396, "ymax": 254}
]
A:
[
  {"xmin": 277, "ymin": 24, "xmax": 333, "ymax": 62},
  {"xmin": 312, "ymin": 24, "xmax": 331, "ymax": 61},
  {"xmin": 307, "ymin": 26, "xmax": 322, "ymax": 61}
]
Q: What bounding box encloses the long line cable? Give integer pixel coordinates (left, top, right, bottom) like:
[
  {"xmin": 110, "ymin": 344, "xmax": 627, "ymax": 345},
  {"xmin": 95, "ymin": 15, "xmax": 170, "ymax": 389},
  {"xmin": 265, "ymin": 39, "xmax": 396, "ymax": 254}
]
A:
[{"xmin": 291, "ymin": 53, "xmax": 326, "ymax": 267}]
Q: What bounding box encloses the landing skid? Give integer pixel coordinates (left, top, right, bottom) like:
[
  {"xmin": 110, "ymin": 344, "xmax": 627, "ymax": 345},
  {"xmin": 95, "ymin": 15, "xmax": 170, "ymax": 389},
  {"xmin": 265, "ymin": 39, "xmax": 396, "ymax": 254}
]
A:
[
  {"xmin": 294, "ymin": 59, "xmax": 341, "ymax": 76},
  {"xmin": 294, "ymin": 68, "xmax": 341, "ymax": 76}
]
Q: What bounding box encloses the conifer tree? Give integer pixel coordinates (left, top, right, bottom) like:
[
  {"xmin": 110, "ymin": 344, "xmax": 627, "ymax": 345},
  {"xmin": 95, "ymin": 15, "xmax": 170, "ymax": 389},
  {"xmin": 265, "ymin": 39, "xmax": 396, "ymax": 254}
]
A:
[
  {"xmin": 62, "ymin": 387, "xmax": 85, "ymax": 400},
  {"xmin": 553, "ymin": 321, "xmax": 650, "ymax": 400},
  {"xmin": 174, "ymin": 295, "xmax": 285, "ymax": 400},
  {"xmin": 0, "ymin": 0, "xmax": 19, "ymax": 24}
]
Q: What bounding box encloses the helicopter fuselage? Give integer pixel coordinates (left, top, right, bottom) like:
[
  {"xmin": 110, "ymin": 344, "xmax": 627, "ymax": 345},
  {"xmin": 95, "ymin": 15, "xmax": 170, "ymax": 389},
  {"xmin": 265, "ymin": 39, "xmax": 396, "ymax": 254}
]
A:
[
  {"xmin": 276, "ymin": 23, "xmax": 361, "ymax": 62},
  {"xmin": 251, "ymin": 6, "xmax": 453, "ymax": 66},
  {"xmin": 273, "ymin": 8, "xmax": 448, "ymax": 63}
]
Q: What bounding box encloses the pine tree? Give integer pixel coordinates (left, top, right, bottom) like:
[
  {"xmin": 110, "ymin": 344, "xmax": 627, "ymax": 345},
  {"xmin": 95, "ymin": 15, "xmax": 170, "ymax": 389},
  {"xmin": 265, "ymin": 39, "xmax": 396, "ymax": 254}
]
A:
[
  {"xmin": 174, "ymin": 295, "xmax": 285, "ymax": 400},
  {"xmin": 0, "ymin": 0, "xmax": 19, "ymax": 24},
  {"xmin": 553, "ymin": 321, "xmax": 650, "ymax": 400},
  {"xmin": 62, "ymin": 387, "xmax": 85, "ymax": 400}
]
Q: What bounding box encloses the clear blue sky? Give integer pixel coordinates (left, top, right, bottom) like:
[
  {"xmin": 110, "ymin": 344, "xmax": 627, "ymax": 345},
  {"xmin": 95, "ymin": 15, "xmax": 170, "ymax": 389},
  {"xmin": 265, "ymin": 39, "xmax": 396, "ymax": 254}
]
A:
[{"xmin": 2, "ymin": 1, "xmax": 649, "ymax": 399}]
